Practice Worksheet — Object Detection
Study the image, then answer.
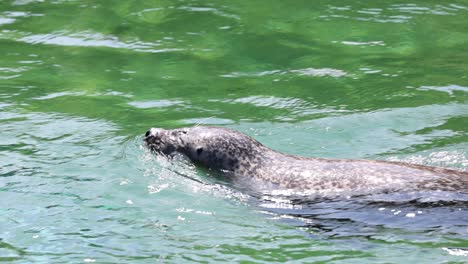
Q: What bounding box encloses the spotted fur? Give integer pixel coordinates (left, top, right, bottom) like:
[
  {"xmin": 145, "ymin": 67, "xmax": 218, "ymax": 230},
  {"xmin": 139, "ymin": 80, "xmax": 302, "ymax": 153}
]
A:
[{"xmin": 144, "ymin": 126, "xmax": 468, "ymax": 195}]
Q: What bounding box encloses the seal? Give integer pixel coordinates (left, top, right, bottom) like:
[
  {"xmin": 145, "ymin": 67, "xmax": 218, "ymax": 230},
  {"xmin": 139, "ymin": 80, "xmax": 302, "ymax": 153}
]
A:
[{"xmin": 144, "ymin": 126, "xmax": 468, "ymax": 195}]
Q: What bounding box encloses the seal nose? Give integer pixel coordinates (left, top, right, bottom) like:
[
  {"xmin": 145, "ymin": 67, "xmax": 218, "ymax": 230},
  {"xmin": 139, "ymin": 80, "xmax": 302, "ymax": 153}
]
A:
[
  {"xmin": 144, "ymin": 128, "xmax": 167, "ymax": 152},
  {"xmin": 144, "ymin": 128, "xmax": 165, "ymax": 140},
  {"xmin": 144, "ymin": 128, "xmax": 158, "ymax": 140}
]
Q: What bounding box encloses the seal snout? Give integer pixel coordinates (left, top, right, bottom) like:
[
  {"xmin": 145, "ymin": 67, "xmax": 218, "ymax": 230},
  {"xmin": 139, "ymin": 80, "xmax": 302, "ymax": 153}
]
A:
[
  {"xmin": 144, "ymin": 128, "xmax": 179, "ymax": 155},
  {"xmin": 144, "ymin": 128, "xmax": 170, "ymax": 151},
  {"xmin": 144, "ymin": 128, "xmax": 165, "ymax": 141},
  {"xmin": 144, "ymin": 128, "xmax": 157, "ymax": 143}
]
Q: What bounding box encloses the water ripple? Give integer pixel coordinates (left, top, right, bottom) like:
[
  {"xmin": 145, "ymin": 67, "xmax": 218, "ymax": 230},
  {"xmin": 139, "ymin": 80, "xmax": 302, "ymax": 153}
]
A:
[
  {"xmin": 129, "ymin": 5, "xmax": 240, "ymax": 21},
  {"xmin": 413, "ymin": 84, "xmax": 468, "ymax": 96},
  {"xmin": 16, "ymin": 31, "xmax": 184, "ymax": 53},
  {"xmin": 334, "ymin": 40, "xmax": 385, "ymax": 46},
  {"xmin": 178, "ymin": 6, "xmax": 240, "ymax": 20},
  {"xmin": 0, "ymin": 66, "xmax": 29, "ymax": 80},
  {"xmin": 128, "ymin": 99, "xmax": 184, "ymax": 109},
  {"xmin": 0, "ymin": 10, "xmax": 43, "ymax": 25},
  {"xmin": 30, "ymin": 90, "xmax": 133, "ymax": 101},
  {"xmin": 322, "ymin": 3, "xmax": 468, "ymax": 23},
  {"xmin": 0, "ymin": 17, "xmax": 15, "ymax": 25},
  {"xmin": 221, "ymin": 67, "xmax": 347, "ymax": 78}
]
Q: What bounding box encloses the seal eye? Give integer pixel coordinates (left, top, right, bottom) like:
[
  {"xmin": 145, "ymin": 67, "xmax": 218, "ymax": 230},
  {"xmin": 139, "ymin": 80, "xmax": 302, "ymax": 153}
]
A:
[{"xmin": 197, "ymin": 148, "xmax": 203, "ymax": 155}]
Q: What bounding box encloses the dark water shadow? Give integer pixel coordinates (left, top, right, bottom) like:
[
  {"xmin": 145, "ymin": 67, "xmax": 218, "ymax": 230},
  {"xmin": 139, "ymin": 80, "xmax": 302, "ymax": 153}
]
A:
[{"xmin": 251, "ymin": 189, "xmax": 468, "ymax": 244}]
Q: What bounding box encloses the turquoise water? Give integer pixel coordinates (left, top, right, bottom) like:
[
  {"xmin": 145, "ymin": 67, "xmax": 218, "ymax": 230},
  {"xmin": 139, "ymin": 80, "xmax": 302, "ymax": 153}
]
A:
[{"xmin": 1, "ymin": 0, "xmax": 468, "ymax": 262}]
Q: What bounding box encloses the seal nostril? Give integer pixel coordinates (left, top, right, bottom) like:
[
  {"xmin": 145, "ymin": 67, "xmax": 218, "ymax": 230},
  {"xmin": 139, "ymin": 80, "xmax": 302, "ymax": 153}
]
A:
[
  {"xmin": 145, "ymin": 130, "xmax": 151, "ymax": 137},
  {"xmin": 197, "ymin": 148, "xmax": 203, "ymax": 155}
]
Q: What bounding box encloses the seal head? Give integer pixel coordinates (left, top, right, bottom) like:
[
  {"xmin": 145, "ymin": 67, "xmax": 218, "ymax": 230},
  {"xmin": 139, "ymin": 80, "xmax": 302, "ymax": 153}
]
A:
[
  {"xmin": 145, "ymin": 127, "xmax": 185, "ymax": 156},
  {"xmin": 145, "ymin": 126, "xmax": 268, "ymax": 174}
]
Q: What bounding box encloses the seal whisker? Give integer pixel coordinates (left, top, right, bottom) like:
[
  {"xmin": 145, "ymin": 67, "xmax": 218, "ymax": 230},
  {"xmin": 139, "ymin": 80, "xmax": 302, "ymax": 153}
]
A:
[
  {"xmin": 168, "ymin": 168, "xmax": 208, "ymax": 185},
  {"xmin": 194, "ymin": 116, "xmax": 215, "ymax": 128}
]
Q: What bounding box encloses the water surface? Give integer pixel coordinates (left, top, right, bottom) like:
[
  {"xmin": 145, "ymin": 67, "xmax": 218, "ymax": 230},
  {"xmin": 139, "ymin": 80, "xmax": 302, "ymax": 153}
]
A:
[{"xmin": 1, "ymin": 0, "xmax": 468, "ymax": 263}]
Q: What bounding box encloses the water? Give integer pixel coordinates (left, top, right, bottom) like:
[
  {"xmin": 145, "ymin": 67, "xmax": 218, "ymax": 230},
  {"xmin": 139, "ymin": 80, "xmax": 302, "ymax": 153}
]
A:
[{"xmin": 1, "ymin": 0, "xmax": 467, "ymax": 262}]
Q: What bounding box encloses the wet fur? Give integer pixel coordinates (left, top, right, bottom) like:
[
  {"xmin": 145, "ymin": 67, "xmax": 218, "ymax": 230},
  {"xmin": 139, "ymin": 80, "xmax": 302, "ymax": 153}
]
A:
[{"xmin": 144, "ymin": 126, "xmax": 468, "ymax": 195}]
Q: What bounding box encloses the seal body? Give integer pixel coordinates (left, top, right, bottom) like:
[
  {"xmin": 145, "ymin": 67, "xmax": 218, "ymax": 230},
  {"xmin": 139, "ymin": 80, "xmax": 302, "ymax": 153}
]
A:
[{"xmin": 144, "ymin": 126, "xmax": 468, "ymax": 195}]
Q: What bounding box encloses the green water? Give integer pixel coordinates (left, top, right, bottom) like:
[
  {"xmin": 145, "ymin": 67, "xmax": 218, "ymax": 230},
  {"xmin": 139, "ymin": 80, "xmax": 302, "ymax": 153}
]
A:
[{"xmin": 1, "ymin": 0, "xmax": 468, "ymax": 263}]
